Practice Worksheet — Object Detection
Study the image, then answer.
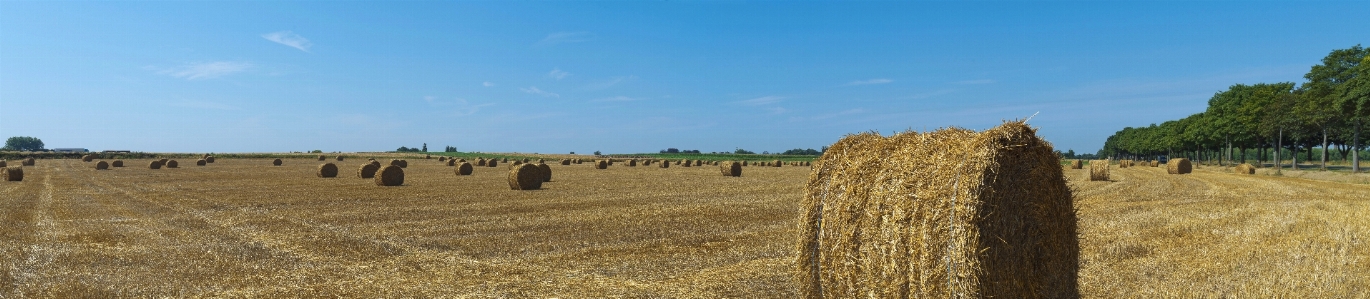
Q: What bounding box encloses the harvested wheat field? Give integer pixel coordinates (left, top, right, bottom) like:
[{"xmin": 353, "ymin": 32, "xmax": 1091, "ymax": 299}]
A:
[{"xmin": 0, "ymin": 157, "xmax": 1367, "ymax": 297}]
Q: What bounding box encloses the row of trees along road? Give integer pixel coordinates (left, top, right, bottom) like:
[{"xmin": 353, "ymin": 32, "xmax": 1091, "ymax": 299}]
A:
[{"xmin": 1099, "ymin": 45, "xmax": 1370, "ymax": 172}]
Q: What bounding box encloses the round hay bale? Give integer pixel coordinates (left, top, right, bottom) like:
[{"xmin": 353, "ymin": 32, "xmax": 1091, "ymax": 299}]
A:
[
  {"xmin": 272, "ymin": 159, "xmax": 283, "ymax": 166},
  {"xmin": 0, "ymin": 160, "xmax": 5, "ymax": 168},
  {"xmin": 772, "ymin": 160, "xmax": 781, "ymax": 167},
  {"xmin": 165, "ymin": 160, "xmax": 179, "ymax": 168},
  {"xmin": 560, "ymin": 159, "xmax": 571, "ymax": 165},
  {"xmin": 695, "ymin": 160, "xmax": 703, "ymax": 166},
  {"xmin": 2, "ymin": 166, "xmax": 23, "ymax": 181},
  {"xmin": 720, "ymin": 161, "xmax": 741, "ymax": 177},
  {"xmin": 1090, "ymin": 160, "xmax": 1110, "ymax": 181},
  {"xmin": 487, "ymin": 159, "xmax": 499, "ymax": 167},
  {"xmin": 390, "ymin": 159, "xmax": 402, "ymax": 167},
  {"xmin": 1069, "ymin": 160, "xmax": 1083, "ymax": 169},
  {"xmin": 22, "ymin": 158, "xmax": 35, "ymax": 166},
  {"xmin": 507, "ymin": 163, "xmax": 543, "ymax": 190},
  {"xmin": 502, "ymin": 158, "xmax": 509, "ymax": 163},
  {"xmin": 606, "ymin": 159, "xmax": 614, "ymax": 166},
  {"xmin": 1235, "ymin": 163, "xmax": 1255, "ymax": 175},
  {"xmin": 426, "ymin": 155, "xmax": 432, "ymax": 159},
  {"xmin": 439, "ymin": 157, "xmax": 447, "ymax": 161},
  {"xmin": 336, "ymin": 156, "xmax": 344, "ymax": 161},
  {"xmin": 149, "ymin": 160, "xmax": 164, "ymax": 169},
  {"xmin": 205, "ymin": 156, "xmax": 215, "ymax": 163},
  {"xmin": 374, "ymin": 165, "xmax": 404, "ymax": 186},
  {"xmin": 446, "ymin": 159, "xmax": 456, "ymax": 166},
  {"xmin": 318, "ymin": 163, "xmax": 339, "ymax": 178},
  {"xmin": 457, "ymin": 158, "xmax": 466, "ymax": 163},
  {"xmin": 399, "ymin": 160, "xmax": 408, "ymax": 168},
  {"xmin": 798, "ymin": 121, "xmax": 1077, "ymax": 298},
  {"xmin": 595, "ymin": 160, "xmax": 608, "ymax": 169},
  {"xmin": 681, "ymin": 160, "xmax": 691, "ymax": 167},
  {"xmin": 455, "ymin": 162, "xmax": 473, "ymax": 176},
  {"xmin": 81, "ymin": 155, "xmax": 94, "ymax": 162},
  {"xmin": 159, "ymin": 158, "xmax": 169, "ymax": 165},
  {"xmin": 1150, "ymin": 160, "xmax": 1159, "ymax": 167},
  {"xmin": 112, "ymin": 160, "xmax": 124, "ymax": 167},
  {"xmin": 358, "ymin": 163, "xmax": 380, "ymax": 178},
  {"xmin": 522, "ymin": 158, "xmax": 530, "ymax": 163},
  {"xmin": 318, "ymin": 155, "xmax": 326, "ymax": 161},
  {"xmin": 537, "ymin": 163, "xmax": 552, "ymax": 182},
  {"xmin": 1167, "ymin": 158, "xmax": 1193, "ymax": 174},
  {"xmin": 659, "ymin": 160, "xmax": 669, "ymax": 168},
  {"xmin": 509, "ymin": 161, "xmax": 524, "ymax": 170},
  {"xmin": 626, "ymin": 159, "xmax": 638, "ymax": 167},
  {"xmin": 368, "ymin": 160, "xmax": 381, "ymax": 168},
  {"xmin": 94, "ymin": 161, "xmax": 109, "ymax": 170},
  {"xmin": 1118, "ymin": 160, "xmax": 1129, "ymax": 168},
  {"xmin": 477, "ymin": 158, "xmax": 487, "ymax": 166},
  {"xmin": 538, "ymin": 158, "xmax": 545, "ymax": 164}
]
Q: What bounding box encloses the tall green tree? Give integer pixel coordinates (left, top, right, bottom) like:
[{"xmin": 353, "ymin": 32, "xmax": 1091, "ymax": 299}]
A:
[
  {"xmin": 1307, "ymin": 45, "xmax": 1368, "ymax": 172},
  {"xmin": 2, "ymin": 136, "xmax": 45, "ymax": 151}
]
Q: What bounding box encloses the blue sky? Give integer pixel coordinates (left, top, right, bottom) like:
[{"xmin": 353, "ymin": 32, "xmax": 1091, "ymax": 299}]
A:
[{"xmin": 1, "ymin": 1, "xmax": 1365, "ymax": 154}]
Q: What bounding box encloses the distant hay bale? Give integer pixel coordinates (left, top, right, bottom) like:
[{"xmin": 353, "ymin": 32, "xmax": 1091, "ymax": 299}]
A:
[
  {"xmin": 1069, "ymin": 160, "xmax": 1083, "ymax": 169},
  {"xmin": 1118, "ymin": 160, "xmax": 1129, "ymax": 168},
  {"xmin": 95, "ymin": 161, "xmax": 109, "ymax": 170},
  {"xmin": 368, "ymin": 160, "xmax": 381, "ymax": 168},
  {"xmin": 336, "ymin": 156, "xmax": 344, "ymax": 161},
  {"xmin": 607, "ymin": 159, "xmax": 614, "ymax": 166},
  {"xmin": 446, "ymin": 159, "xmax": 456, "ymax": 166},
  {"xmin": 112, "ymin": 160, "xmax": 124, "ymax": 167},
  {"xmin": 507, "ymin": 163, "xmax": 544, "ymax": 190},
  {"xmin": 374, "ymin": 165, "xmax": 405, "ymax": 186},
  {"xmin": 659, "ymin": 160, "xmax": 670, "ymax": 168},
  {"xmin": 22, "ymin": 158, "xmax": 35, "ymax": 166},
  {"xmin": 695, "ymin": 160, "xmax": 703, "ymax": 166},
  {"xmin": 399, "ymin": 160, "xmax": 408, "ymax": 168},
  {"xmin": 457, "ymin": 158, "xmax": 466, "ymax": 162},
  {"xmin": 390, "ymin": 159, "xmax": 403, "ymax": 167},
  {"xmin": 626, "ymin": 159, "xmax": 638, "ymax": 167},
  {"xmin": 773, "ymin": 160, "xmax": 782, "ymax": 167},
  {"xmin": 720, "ymin": 161, "xmax": 742, "ymax": 177},
  {"xmin": 439, "ymin": 157, "xmax": 447, "ymax": 161},
  {"xmin": 477, "ymin": 158, "xmax": 487, "ymax": 166},
  {"xmin": 682, "ymin": 160, "xmax": 692, "ymax": 167},
  {"xmin": 159, "ymin": 158, "xmax": 169, "ymax": 165},
  {"xmin": 502, "ymin": 158, "xmax": 509, "ymax": 163},
  {"xmin": 149, "ymin": 160, "xmax": 164, "ymax": 169},
  {"xmin": 2, "ymin": 166, "xmax": 22, "ymax": 181},
  {"xmin": 1167, "ymin": 158, "xmax": 1192, "ymax": 174},
  {"xmin": 165, "ymin": 160, "xmax": 179, "ymax": 168},
  {"xmin": 426, "ymin": 155, "xmax": 432, "ymax": 159},
  {"xmin": 487, "ymin": 159, "xmax": 499, "ymax": 167},
  {"xmin": 1235, "ymin": 163, "xmax": 1255, "ymax": 175},
  {"xmin": 538, "ymin": 159, "xmax": 545, "ymax": 164},
  {"xmin": 1090, "ymin": 160, "xmax": 1109, "ymax": 181},
  {"xmin": 1150, "ymin": 160, "xmax": 1159, "ymax": 167},
  {"xmin": 455, "ymin": 162, "xmax": 473, "ymax": 176},
  {"xmin": 509, "ymin": 161, "xmax": 524, "ymax": 170},
  {"xmin": 538, "ymin": 163, "xmax": 552, "ymax": 182},
  {"xmin": 797, "ymin": 122, "xmax": 1078, "ymax": 298},
  {"xmin": 318, "ymin": 155, "xmax": 326, "ymax": 161},
  {"xmin": 522, "ymin": 158, "xmax": 530, "ymax": 163},
  {"xmin": 0, "ymin": 160, "xmax": 6, "ymax": 167},
  {"xmin": 205, "ymin": 156, "xmax": 215, "ymax": 163},
  {"xmin": 196, "ymin": 159, "xmax": 206, "ymax": 166},
  {"xmin": 318, "ymin": 163, "xmax": 339, "ymax": 178},
  {"xmin": 560, "ymin": 159, "xmax": 571, "ymax": 165},
  {"xmin": 595, "ymin": 160, "xmax": 608, "ymax": 169},
  {"xmin": 81, "ymin": 155, "xmax": 94, "ymax": 162},
  {"xmin": 358, "ymin": 163, "xmax": 380, "ymax": 178},
  {"xmin": 272, "ymin": 159, "xmax": 283, "ymax": 166}
]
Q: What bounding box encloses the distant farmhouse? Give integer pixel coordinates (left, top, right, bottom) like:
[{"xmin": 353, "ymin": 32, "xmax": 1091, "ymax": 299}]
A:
[{"xmin": 51, "ymin": 148, "xmax": 89, "ymax": 153}]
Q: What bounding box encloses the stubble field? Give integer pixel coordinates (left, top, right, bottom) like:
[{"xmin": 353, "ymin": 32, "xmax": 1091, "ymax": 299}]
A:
[{"xmin": 1, "ymin": 157, "xmax": 1367, "ymax": 297}]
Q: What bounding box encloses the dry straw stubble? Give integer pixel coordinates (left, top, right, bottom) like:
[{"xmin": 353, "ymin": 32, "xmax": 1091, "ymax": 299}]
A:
[
  {"xmin": 507, "ymin": 163, "xmax": 544, "ymax": 190},
  {"xmin": 797, "ymin": 121, "xmax": 1078, "ymax": 298},
  {"xmin": 374, "ymin": 165, "xmax": 404, "ymax": 186}
]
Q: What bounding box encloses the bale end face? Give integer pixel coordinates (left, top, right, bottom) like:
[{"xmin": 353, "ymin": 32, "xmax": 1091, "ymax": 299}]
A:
[
  {"xmin": 318, "ymin": 163, "xmax": 339, "ymax": 178},
  {"xmin": 149, "ymin": 161, "xmax": 164, "ymax": 169},
  {"xmin": 455, "ymin": 162, "xmax": 474, "ymax": 176},
  {"xmin": 358, "ymin": 163, "xmax": 381, "ymax": 178},
  {"xmin": 318, "ymin": 155, "xmax": 327, "ymax": 161},
  {"xmin": 374, "ymin": 165, "xmax": 404, "ymax": 186},
  {"xmin": 560, "ymin": 159, "xmax": 571, "ymax": 165},
  {"xmin": 336, "ymin": 156, "xmax": 344, "ymax": 161},
  {"xmin": 111, "ymin": 160, "xmax": 124, "ymax": 167},
  {"xmin": 196, "ymin": 159, "xmax": 207, "ymax": 166},
  {"xmin": 537, "ymin": 163, "xmax": 552, "ymax": 182},
  {"xmin": 1167, "ymin": 158, "xmax": 1193, "ymax": 174},
  {"xmin": 507, "ymin": 163, "xmax": 544, "ymax": 190},
  {"xmin": 594, "ymin": 160, "xmax": 608, "ymax": 169},
  {"xmin": 205, "ymin": 156, "xmax": 215, "ymax": 163},
  {"xmin": 487, "ymin": 160, "xmax": 499, "ymax": 167},
  {"xmin": 272, "ymin": 159, "xmax": 283, "ymax": 166},
  {"xmin": 165, "ymin": 160, "xmax": 179, "ymax": 168},
  {"xmin": 2, "ymin": 167, "xmax": 23, "ymax": 181},
  {"xmin": 720, "ymin": 161, "xmax": 742, "ymax": 176},
  {"xmin": 94, "ymin": 161, "xmax": 110, "ymax": 170}
]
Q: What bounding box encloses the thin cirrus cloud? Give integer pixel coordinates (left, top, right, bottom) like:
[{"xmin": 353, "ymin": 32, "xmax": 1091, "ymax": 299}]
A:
[
  {"xmin": 845, "ymin": 78, "xmax": 893, "ymax": 86},
  {"xmin": 536, "ymin": 31, "xmax": 595, "ymax": 46},
  {"xmin": 734, "ymin": 96, "xmax": 784, "ymax": 106},
  {"xmin": 261, "ymin": 31, "xmax": 313, "ymax": 52},
  {"xmin": 150, "ymin": 61, "xmax": 253, "ymax": 80},
  {"xmin": 520, "ymin": 86, "xmax": 560, "ymax": 98},
  {"xmin": 483, "ymin": 81, "xmax": 496, "ymax": 87},
  {"xmin": 547, "ymin": 68, "xmax": 571, "ymax": 80}
]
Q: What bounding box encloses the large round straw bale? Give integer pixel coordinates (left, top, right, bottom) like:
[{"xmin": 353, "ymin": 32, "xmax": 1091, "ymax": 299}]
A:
[
  {"xmin": 477, "ymin": 158, "xmax": 487, "ymax": 166},
  {"xmin": 538, "ymin": 163, "xmax": 552, "ymax": 182},
  {"xmin": 159, "ymin": 158, "xmax": 169, "ymax": 165},
  {"xmin": 272, "ymin": 159, "xmax": 283, "ymax": 166},
  {"xmin": 359, "ymin": 163, "xmax": 380, "ymax": 178},
  {"xmin": 0, "ymin": 160, "xmax": 6, "ymax": 168},
  {"xmin": 2, "ymin": 167, "xmax": 22, "ymax": 181},
  {"xmin": 399, "ymin": 160, "xmax": 408, "ymax": 168},
  {"xmin": 194, "ymin": 159, "xmax": 205, "ymax": 166},
  {"xmin": 595, "ymin": 160, "xmax": 608, "ymax": 169},
  {"xmin": 336, "ymin": 156, "xmax": 344, "ymax": 161},
  {"xmin": 149, "ymin": 160, "xmax": 163, "ymax": 169},
  {"xmin": 81, "ymin": 155, "xmax": 94, "ymax": 162},
  {"xmin": 659, "ymin": 160, "xmax": 670, "ymax": 168},
  {"xmin": 95, "ymin": 161, "xmax": 109, "ymax": 170},
  {"xmin": 720, "ymin": 161, "xmax": 742, "ymax": 177},
  {"xmin": 318, "ymin": 163, "xmax": 339, "ymax": 178},
  {"xmin": 455, "ymin": 162, "xmax": 473, "ymax": 176},
  {"xmin": 374, "ymin": 165, "xmax": 404, "ymax": 186},
  {"xmin": 205, "ymin": 156, "xmax": 215, "ymax": 163},
  {"xmin": 1150, "ymin": 160, "xmax": 1159, "ymax": 167},
  {"xmin": 626, "ymin": 159, "xmax": 638, "ymax": 167},
  {"xmin": 165, "ymin": 160, "xmax": 179, "ymax": 168},
  {"xmin": 560, "ymin": 159, "xmax": 571, "ymax": 165},
  {"xmin": 1090, "ymin": 160, "xmax": 1110, "ymax": 181},
  {"xmin": 439, "ymin": 157, "xmax": 447, "ymax": 161},
  {"xmin": 112, "ymin": 160, "xmax": 124, "ymax": 167},
  {"xmin": 797, "ymin": 121, "xmax": 1078, "ymax": 298},
  {"xmin": 1234, "ymin": 163, "xmax": 1255, "ymax": 174},
  {"xmin": 1069, "ymin": 160, "xmax": 1083, "ymax": 169},
  {"xmin": 318, "ymin": 155, "xmax": 326, "ymax": 161},
  {"xmin": 23, "ymin": 158, "xmax": 36, "ymax": 166},
  {"xmin": 487, "ymin": 159, "xmax": 499, "ymax": 167},
  {"xmin": 446, "ymin": 159, "xmax": 456, "ymax": 166},
  {"xmin": 1167, "ymin": 158, "xmax": 1192, "ymax": 174},
  {"xmin": 390, "ymin": 159, "xmax": 402, "ymax": 167},
  {"xmin": 507, "ymin": 163, "xmax": 544, "ymax": 190},
  {"xmin": 1118, "ymin": 160, "xmax": 1128, "ymax": 168}
]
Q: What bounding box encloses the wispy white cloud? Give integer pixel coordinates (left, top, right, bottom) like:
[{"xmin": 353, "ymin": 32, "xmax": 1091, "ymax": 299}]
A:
[
  {"xmin": 584, "ymin": 75, "xmax": 637, "ymax": 90},
  {"xmin": 591, "ymin": 96, "xmax": 642, "ymax": 103},
  {"xmin": 537, "ymin": 31, "xmax": 595, "ymax": 46},
  {"xmin": 453, "ymin": 98, "xmax": 495, "ymax": 116},
  {"xmin": 521, "ymin": 86, "xmax": 560, "ymax": 98},
  {"xmin": 261, "ymin": 31, "xmax": 312, "ymax": 52},
  {"xmin": 735, "ymin": 96, "xmax": 784, "ymax": 106},
  {"xmin": 845, "ymin": 78, "xmax": 893, "ymax": 86},
  {"xmin": 149, "ymin": 61, "xmax": 253, "ymax": 80},
  {"xmin": 953, "ymin": 79, "xmax": 996, "ymax": 85},
  {"xmin": 547, "ymin": 68, "xmax": 571, "ymax": 80},
  {"xmin": 483, "ymin": 81, "xmax": 495, "ymax": 87}
]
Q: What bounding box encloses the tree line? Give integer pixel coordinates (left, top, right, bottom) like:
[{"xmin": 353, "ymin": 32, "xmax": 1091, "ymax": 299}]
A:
[{"xmin": 1099, "ymin": 45, "xmax": 1369, "ymax": 172}]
